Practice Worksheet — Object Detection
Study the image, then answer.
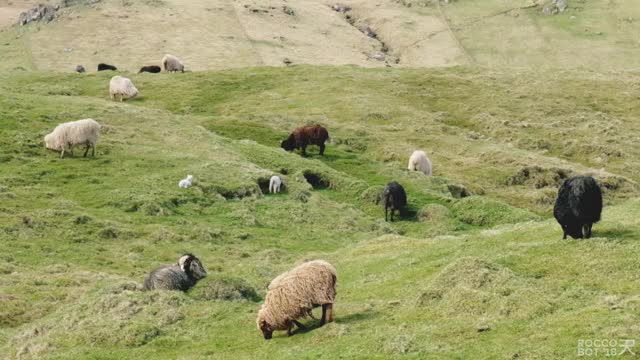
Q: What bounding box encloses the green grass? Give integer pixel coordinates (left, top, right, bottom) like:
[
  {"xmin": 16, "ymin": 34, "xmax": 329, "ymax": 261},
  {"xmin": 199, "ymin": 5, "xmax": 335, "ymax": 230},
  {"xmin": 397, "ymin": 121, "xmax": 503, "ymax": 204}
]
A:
[{"xmin": 1, "ymin": 66, "xmax": 639, "ymax": 359}]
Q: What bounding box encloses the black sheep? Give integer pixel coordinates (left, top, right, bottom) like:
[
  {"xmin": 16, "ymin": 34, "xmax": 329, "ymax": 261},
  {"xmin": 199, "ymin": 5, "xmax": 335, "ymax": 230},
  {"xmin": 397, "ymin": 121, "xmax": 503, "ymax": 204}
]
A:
[
  {"xmin": 553, "ymin": 176, "xmax": 603, "ymax": 239},
  {"xmin": 97, "ymin": 63, "xmax": 117, "ymax": 71},
  {"xmin": 383, "ymin": 181, "xmax": 407, "ymax": 222},
  {"xmin": 138, "ymin": 65, "xmax": 162, "ymax": 74}
]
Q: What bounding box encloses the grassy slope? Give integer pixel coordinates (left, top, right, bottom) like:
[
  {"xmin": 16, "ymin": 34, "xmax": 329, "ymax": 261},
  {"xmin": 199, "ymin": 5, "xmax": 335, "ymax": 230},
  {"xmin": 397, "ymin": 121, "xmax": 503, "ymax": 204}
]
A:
[{"xmin": 1, "ymin": 67, "xmax": 639, "ymax": 359}]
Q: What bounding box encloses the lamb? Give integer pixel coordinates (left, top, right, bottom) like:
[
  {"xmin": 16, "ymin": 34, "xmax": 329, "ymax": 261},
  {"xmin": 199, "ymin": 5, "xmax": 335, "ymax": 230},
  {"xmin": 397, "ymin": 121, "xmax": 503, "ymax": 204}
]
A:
[
  {"xmin": 97, "ymin": 63, "xmax": 117, "ymax": 71},
  {"xmin": 143, "ymin": 253, "xmax": 207, "ymax": 291},
  {"xmin": 280, "ymin": 124, "xmax": 329, "ymax": 156},
  {"xmin": 109, "ymin": 75, "xmax": 139, "ymax": 102},
  {"xmin": 75, "ymin": 65, "xmax": 86, "ymax": 73},
  {"xmin": 44, "ymin": 118, "xmax": 100, "ymax": 159},
  {"xmin": 553, "ymin": 175, "xmax": 603, "ymax": 239},
  {"xmin": 407, "ymin": 150, "xmax": 432, "ymax": 176},
  {"xmin": 179, "ymin": 175, "xmax": 193, "ymax": 188},
  {"xmin": 162, "ymin": 54, "xmax": 184, "ymax": 73},
  {"xmin": 383, "ymin": 181, "xmax": 407, "ymax": 222},
  {"xmin": 269, "ymin": 175, "xmax": 282, "ymax": 193},
  {"xmin": 257, "ymin": 260, "xmax": 337, "ymax": 339},
  {"xmin": 138, "ymin": 65, "xmax": 161, "ymax": 74}
]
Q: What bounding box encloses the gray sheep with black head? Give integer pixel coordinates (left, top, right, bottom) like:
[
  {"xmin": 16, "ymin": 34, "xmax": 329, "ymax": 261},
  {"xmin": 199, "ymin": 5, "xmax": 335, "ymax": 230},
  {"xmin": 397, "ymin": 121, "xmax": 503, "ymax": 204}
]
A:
[{"xmin": 143, "ymin": 253, "xmax": 207, "ymax": 291}]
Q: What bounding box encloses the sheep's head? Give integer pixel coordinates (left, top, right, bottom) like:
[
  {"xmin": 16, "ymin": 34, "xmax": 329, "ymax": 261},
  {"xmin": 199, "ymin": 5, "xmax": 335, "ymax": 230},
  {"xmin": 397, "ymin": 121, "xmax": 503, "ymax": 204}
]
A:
[
  {"xmin": 186, "ymin": 175, "xmax": 193, "ymax": 181},
  {"xmin": 257, "ymin": 309, "xmax": 274, "ymax": 340},
  {"xmin": 281, "ymin": 137, "xmax": 295, "ymax": 152},
  {"xmin": 178, "ymin": 253, "xmax": 207, "ymax": 280},
  {"xmin": 44, "ymin": 133, "xmax": 59, "ymax": 151},
  {"xmin": 562, "ymin": 223, "xmax": 583, "ymax": 239}
]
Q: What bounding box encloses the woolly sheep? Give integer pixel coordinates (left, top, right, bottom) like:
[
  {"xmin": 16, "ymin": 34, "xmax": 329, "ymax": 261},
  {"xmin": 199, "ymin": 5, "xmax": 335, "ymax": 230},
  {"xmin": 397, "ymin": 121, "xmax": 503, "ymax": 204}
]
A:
[
  {"xmin": 281, "ymin": 124, "xmax": 329, "ymax": 156},
  {"xmin": 109, "ymin": 75, "xmax": 139, "ymax": 102},
  {"xmin": 44, "ymin": 118, "xmax": 100, "ymax": 159},
  {"xmin": 257, "ymin": 260, "xmax": 337, "ymax": 339},
  {"xmin": 179, "ymin": 175, "xmax": 193, "ymax": 188},
  {"xmin": 162, "ymin": 54, "xmax": 184, "ymax": 73},
  {"xmin": 143, "ymin": 253, "xmax": 207, "ymax": 291},
  {"xmin": 269, "ymin": 175, "xmax": 282, "ymax": 193},
  {"xmin": 98, "ymin": 63, "xmax": 117, "ymax": 71},
  {"xmin": 407, "ymin": 150, "xmax": 432, "ymax": 176},
  {"xmin": 554, "ymin": 175, "xmax": 603, "ymax": 239},
  {"xmin": 383, "ymin": 181, "xmax": 407, "ymax": 222}
]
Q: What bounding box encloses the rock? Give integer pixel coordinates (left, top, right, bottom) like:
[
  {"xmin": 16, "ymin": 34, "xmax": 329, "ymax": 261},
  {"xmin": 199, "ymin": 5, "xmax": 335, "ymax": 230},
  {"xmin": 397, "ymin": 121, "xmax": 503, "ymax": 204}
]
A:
[
  {"xmin": 331, "ymin": 4, "xmax": 352, "ymax": 13},
  {"xmin": 282, "ymin": 6, "xmax": 295, "ymax": 16},
  {"xmin": 368, "ymin": 53, "xmax": 385, "ymax": 61},
  {"xmin": 554, "ymin": 0, "xmax": 568, "ymax": 12},
  {"xmin": 18, "ymin": 4, "xmax": 59, "ymax": 26},
  {"xmin": 448, "ymin": 184, "xmax": 470, "ymax": 199},
  {"xmin": 75, "ymin": 65, "xmax": 86, "ymax": 73},
  {"xmin": 477, "ymin": 324, "xmax": 490, "ymax": 332}
]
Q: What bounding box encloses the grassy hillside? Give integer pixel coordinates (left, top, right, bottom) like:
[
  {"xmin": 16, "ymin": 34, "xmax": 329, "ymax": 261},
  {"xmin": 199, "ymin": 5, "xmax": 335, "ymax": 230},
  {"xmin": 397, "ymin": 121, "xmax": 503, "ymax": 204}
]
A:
[{"xmin": 1, "ymin": 66, "xmax": 639, "ymax": 359}]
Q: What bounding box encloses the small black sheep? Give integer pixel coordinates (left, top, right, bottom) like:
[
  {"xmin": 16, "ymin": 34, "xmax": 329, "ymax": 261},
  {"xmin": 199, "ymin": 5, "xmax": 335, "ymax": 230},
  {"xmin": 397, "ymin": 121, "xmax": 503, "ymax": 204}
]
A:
[
  {"xmin": 143, "ymin": 254, "xmax": 207, "ymax": 291},
  {"xmin": 553, "ymin": 175, "xmax": 603, "ymax": 239},
  {"xmin": 383, "ymin": 181, "xmax": 407, "ymax": 222},
  {"xmin": 138, "ymin": 65, "xmax": 161, "ymax": 74},
  {"xmin": 97, "ymin": 63, "xmax": 117, "ymax": 71}
]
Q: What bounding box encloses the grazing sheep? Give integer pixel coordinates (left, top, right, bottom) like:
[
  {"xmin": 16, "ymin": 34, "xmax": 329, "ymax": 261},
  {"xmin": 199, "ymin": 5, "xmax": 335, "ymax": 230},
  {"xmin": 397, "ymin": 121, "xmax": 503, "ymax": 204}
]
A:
[
  {"xmin": 143, "ymin": 254, "xmax": 207, "ymax": 291},
  {"xmin": 408, "ymin": 150, "xmax": 432, "ymax": 176},
  {"xmin": 280, "ymin": 124, "xmax": 329, "ymax": 156},
  {"xmin": 109, "ymin": 75, "xmax": 139, "ymax": 102},
  {"xmin": 269, "ymin": 175, "xmax": 282, "ymax": 193},
  {"xmin": 179, "ymin": 175, "xmax": 193, "ymax": 188},
  {"xmin": 162, "ymin": 54, "xmax": 184, "ymax": 73},
  {"xmin": 138, "ymin": 65, "xmax": 161, "ymax": 74},
  {"xmin": 383, "ymin": 181, "xmax": 407, "ymax": 222},
  {"xmin": 97, "ymin": 63, "xmax": 117, "ymax": 71},
  {"xmin": 75, "ymin": 65, "xmax": 86, "ymax": 73},
  {"xmin": 44, "ymin": 118, "xmax": 100, "ymax": 159},
  {"xmin": 553, "ymin": 175, "xmax": 603, "ymax": 239},
  {"xmin": 257, "ymin": 260, "xmax": 337, "ymax": 339}
]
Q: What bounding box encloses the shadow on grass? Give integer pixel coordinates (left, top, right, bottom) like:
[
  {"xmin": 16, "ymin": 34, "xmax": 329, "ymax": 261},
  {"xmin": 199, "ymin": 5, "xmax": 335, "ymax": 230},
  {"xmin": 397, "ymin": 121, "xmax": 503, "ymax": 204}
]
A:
[
  {"xmin": 593, "ymin": 228, "xmax": 637, "ymax": 241},
  {"xmin": 291, "ymin": 309, "xmax": 378, "ymax": 336}
]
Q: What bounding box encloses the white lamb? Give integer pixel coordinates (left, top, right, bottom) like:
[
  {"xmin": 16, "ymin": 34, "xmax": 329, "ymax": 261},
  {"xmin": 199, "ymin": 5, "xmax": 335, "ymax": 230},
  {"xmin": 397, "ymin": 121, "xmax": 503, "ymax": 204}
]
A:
[
  {"xmin": 407, "ymin": 150, "xmax": 432, "ymax": 176},
  {"xmin": 44, "ymin": 118, "xmax": 100, "ymax": 159},
  {"xmin": 179, "ymin": 175, "xmax": 193, "ymax": 188},
  {"xmin": 269, "ymin": 175, "xmax": 282, "ymax": 193},
  {"xmin": 109, "ymin": 75, "xmax": 139, "ymax": 102}
]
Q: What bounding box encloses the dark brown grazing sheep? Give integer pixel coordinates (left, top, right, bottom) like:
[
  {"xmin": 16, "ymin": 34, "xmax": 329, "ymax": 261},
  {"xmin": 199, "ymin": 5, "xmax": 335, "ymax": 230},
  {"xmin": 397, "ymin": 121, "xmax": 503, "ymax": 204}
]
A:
[
  {"xmin": 383, "ymin": 181, "xmax": 407, "ymax": 222},
  {"xmin": 98, "ymin": 63, "xmax": 117, "ymax": 71},
  {"xmin": 280, "ymin": 125, "xmax": 329, "ymax": 156},
  {"xmin": 138, "ymin": 65, "xmax": 161, "ymax": 73}
]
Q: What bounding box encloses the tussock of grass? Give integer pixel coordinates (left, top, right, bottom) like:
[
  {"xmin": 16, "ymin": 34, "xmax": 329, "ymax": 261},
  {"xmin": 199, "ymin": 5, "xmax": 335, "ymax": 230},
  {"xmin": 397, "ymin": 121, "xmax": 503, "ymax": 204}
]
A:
[
  {"xmin": 190, "ymin": 275, "xmax": 260, "ymax": 302},
  {"xmin": 452, "ymin": 196, "xmax": 540, "ymax": 227}
]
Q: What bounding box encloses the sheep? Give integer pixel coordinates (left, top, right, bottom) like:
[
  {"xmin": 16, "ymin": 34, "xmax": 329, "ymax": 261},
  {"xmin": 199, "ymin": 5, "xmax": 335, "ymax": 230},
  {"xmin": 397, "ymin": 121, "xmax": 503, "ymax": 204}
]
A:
[
  {"xmin": 269, "ymin": 175, "xmax": 282, "ymax": 193},
  {"xmin": 257, "ymin": 260, "xmax": 337, "ymax": 339},
  {"xmin": 162, "ymin": 54, "xmax": 184, "ymax": 73},
  {"xmin": 109, "ymin": 75, "xmax": 139, "ymax": 102},
  {"xmin": 75, "ymin": 65, "xmax": 86, "ymax": 73},
  {"xmin": 553, "ymin": 175, "xmax": 603, "ymax": 239},
  {"xmin": 138, "ymin": 65, "xmax": 161, "ymax": 74},
  {"xmin": 44, "ymin": 118, "xmax": 100, "ymax": 159},
  {"xmin": 179, "ymin": 175, "xmax": 193, "ymax": 188},
  {"xmin": 383, "ymin": 181, "xmax": 407, "ymax": 222},
  {"xmin": 97, "ymin": 63, "xmax": 117, "ymax": 71},
  {"xmin": 407, "ymin": 150, "xmax": 432, "ymax": 176},
  {"xmin": 280, "ymin": 124, "xmax": 329, "ymax": 156},
  {"xmin": 143, "ymin": 253, "xmax": 207, "ymax": 291}
]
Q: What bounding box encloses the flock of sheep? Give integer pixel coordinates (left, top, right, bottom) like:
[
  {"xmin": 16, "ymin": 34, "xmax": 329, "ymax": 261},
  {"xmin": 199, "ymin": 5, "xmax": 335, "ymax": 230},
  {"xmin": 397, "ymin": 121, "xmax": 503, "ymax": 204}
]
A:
[{"xmin": 42, "ymin": 56, "xmax": 605, "ymax": 339}]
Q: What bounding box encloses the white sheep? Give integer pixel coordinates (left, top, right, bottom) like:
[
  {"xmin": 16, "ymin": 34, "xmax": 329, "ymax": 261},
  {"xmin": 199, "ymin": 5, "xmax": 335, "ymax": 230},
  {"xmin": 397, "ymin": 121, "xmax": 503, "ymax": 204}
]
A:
[
  {"xmin": 162, "ymin": 54, "xmax": 184, "ymax": 73},
  {"xmin": 44, "ymin": 118, "xmax": 100, "ymax": 159},
  {"xmin": 179, "ymin": 175, "xmax": 193, "ymax": 188},
  {"xmin": 407, "ymin": 150, "xmax": 432, "ymax": 176},
  {"xmin": 109, "ymin": 75, "xmax": 139, "ymax": 102},
  {"xmin": 269, "ymin": 175, "xmax": 282, "ymax": 193}
]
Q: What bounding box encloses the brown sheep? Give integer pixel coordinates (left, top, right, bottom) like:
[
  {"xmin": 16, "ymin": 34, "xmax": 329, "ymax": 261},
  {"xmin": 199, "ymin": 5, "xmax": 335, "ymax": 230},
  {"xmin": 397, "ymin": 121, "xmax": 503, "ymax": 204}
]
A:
[
  {"xmin": 257, "ymin": 260, "xmax": 337, "ymax": 339},
  {"xmin": 280, "ymin": 125, "xmax": 329, "ymax": 156}
]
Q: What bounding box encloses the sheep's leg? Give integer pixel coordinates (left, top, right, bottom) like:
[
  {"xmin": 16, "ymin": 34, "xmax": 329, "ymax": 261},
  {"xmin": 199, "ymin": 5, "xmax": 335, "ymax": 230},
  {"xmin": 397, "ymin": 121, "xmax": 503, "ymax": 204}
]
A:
[
  {"xmin": 119, "ymin": 95, "xmax": 123, "ymax": 102},
  {"xmin": 385, "ymin": 207, "xmax": 388, "ymax": 222},
  {"xmin": 562, "ymin": 231, "xmax": 567, "ymax": 240},
  {"xmin": 321, "ymin": 303, "xmax": 333, "ymax": 325},
  {"xmin": 83, "ymin": 143, "xmax": 90, "ymax": 157},
  {"xmin": 301, "ymin": 145, "xmax": 307, "ymax": 156},
  {"xmin": 60, "ymin": 149, "xmax": 65, "ymax": 159},
  {"xmin": 287, "ymin": 322, "xmax": 294, "ymax": 337},
  {"xmin": 292, "ymin": 320, "xmax": 306, "ymax": 330},
  {"xmin": 92, "ymin": 144, "xmax": 96, "ymax": 157},
  {"xmin": 390, "ymin": 208, "xmax": 395, "ymax": 222},
  {"xmin": 319, "ymin": 143, "xmax": 325, "ymax": 156}
]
